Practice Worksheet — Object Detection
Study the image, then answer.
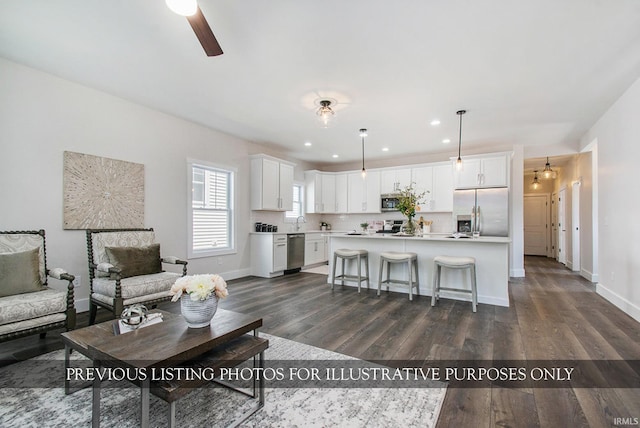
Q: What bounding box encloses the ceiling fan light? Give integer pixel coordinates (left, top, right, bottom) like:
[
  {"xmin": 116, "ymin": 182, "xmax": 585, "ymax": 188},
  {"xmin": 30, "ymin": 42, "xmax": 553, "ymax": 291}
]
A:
[{"xmin": 166, "ymin": 0, "xmax": 198, "ymax": 16}]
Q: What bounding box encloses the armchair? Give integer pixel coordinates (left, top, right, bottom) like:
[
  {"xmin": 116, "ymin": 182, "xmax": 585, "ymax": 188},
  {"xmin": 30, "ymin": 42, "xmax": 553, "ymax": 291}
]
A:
[
  {"xmin": 86, "ymin": 228, "xmax": 187, "ymax": 324},
  {"xmin": 0, "ymin": 230, "xmax": 76, "ymax": 342}
]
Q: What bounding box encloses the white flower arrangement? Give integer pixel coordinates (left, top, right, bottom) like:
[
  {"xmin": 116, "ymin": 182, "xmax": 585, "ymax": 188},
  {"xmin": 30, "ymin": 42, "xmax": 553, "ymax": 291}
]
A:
[{"xmin": 169, "ymin": 274, "xmax": 229, "ymax": 302}]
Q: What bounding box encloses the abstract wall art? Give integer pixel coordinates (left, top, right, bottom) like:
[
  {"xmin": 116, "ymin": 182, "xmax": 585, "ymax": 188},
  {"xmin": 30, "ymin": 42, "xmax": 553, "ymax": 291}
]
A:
[{"xmin": 63, "ymin": 151, "xmax": 144, "ymax": 229}]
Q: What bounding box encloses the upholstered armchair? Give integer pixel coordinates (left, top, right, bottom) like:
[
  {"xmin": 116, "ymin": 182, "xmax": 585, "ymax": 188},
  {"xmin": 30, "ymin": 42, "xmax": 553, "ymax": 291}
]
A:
[
  {"xmin": 86, "ymin": 228, "xmax": 187, "ymax": 324},
  {"xmin": 0, "ymin": 230, "xmax": 76, "ymax": 342}
]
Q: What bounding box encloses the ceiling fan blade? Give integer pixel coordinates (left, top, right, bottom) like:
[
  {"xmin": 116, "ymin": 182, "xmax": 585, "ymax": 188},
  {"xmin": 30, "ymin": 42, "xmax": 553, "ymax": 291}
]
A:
[{"xmin": 186, "ymin": 6, "xmax": 223, "ymax": 56}]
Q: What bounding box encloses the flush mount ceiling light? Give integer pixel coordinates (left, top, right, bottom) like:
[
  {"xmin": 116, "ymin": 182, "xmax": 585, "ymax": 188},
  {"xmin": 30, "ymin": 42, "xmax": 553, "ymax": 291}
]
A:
[
  {"xmin": 531, "ymin": 170, "xmax": 541, "ymax": 189},
  {"xmin": 430, "ymin": 119, "xmax": 441, "ymax": 126},
  {"xmin": 304, "ymin": 142, "xmax": 312, "ymax": 147},
  {"xmin": 442, "ymin": 138, "xmax": 451, "ymax": 144},
  {"xmin": 316, "ymin": 100, "xmax": 335, "ymax": 127},
  {"xmin": 360, "ymin": 128, "xmax": 368, "ymax": 178},
  {"xmin": 542, "ymin": 157, "xmax": 556, "ymax": 179},
  {"xmin": 455, "ymin": 110, "xmax": 466, "ymax": 171}
]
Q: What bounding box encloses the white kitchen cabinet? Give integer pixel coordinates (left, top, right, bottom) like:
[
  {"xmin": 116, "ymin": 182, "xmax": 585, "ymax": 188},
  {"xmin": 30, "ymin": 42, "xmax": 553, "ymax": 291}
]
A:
[
  {"xmin": 453, "ymin": 153, "xmax": 509, "ymax": 189},
  {"xmin": 251, "ymin": 155, "xmax": 295, "ymax": 211},
  {"xmin": 250, "ymin": 233, "xmax": 288, "ymax": 278},
  {"xmin": 380, "ymin": 168, "xmax": 412, "ymax": 194},
  {"xmin": 304, "ymin": 233, "xmax": 326, "ymax": 266},
  {"xmin": 334, "ymin": 173, "xmax": 348, "ymax": 213},
  {"xmin": 347, "ymin": 170, "xmax": 381, "ymax": 213},
  {"xmin": 305, "ymin": 171, "xmax": 337, "ymax": 213},
  {"xmin": 411, "ymin": 163, "xmax": 453, "ymax": 212}
]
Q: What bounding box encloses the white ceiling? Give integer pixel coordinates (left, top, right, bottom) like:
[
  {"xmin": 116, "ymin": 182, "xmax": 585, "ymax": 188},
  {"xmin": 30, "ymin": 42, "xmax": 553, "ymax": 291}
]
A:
[{"xmin": 1, "ymin": 0, "xmax": 640, "ymax": 167}]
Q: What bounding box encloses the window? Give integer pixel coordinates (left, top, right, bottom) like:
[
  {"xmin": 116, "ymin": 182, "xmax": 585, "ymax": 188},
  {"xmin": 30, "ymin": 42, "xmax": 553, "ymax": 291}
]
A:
[
  {"xmin": 285, "ymin": 183, "xmax": 304, "ymax": 219},
  {"xmin": 188, "ymin": 160, "xmax": 236, "ymax": 258}
]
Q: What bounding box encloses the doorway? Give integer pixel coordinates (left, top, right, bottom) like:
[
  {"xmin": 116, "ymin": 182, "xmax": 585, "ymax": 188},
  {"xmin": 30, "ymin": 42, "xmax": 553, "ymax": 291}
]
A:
[
  {"xmin": 572, "ymin": 180, "xmax": 581, "ymax": 272},
  {"xmin": 558, "ymin": 187, "xmax": 567, "ymax": 265},
  {"xmin": 523, "ymin": 194, "xmax": 549, "ymax": 256}
]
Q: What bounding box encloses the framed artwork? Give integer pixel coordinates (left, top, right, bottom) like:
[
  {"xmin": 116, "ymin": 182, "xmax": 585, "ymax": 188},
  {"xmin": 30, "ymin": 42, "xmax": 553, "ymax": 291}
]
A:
[{"xmin": 63, "ymin": 151, "xmax": 144, "ymax": 229}]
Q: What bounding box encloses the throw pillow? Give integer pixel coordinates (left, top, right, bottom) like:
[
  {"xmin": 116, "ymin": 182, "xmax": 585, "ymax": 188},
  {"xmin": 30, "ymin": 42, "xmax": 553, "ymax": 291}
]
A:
[
  {"xmin": 0, "ymin": 248, "xmax": 43, "ymax": 297},
  {"xmin": 105, "ymin": 244, "xmax": 162, "ymax": 279}
]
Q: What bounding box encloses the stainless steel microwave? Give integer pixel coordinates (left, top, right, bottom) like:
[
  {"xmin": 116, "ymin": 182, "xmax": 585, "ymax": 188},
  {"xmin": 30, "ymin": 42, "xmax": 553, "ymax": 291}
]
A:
[{"xmin": 380, "ymin": 193, "xmax": 401, "ymax": 212}]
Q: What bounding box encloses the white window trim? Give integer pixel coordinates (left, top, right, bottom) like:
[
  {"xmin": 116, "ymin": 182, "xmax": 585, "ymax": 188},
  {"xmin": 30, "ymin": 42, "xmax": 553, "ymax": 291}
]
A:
[
  {"xmin": 187, "ymin": 158, "xmax": 237, "ymax": 259},
  {"xmin": 284, "ymin": 181, "xmax": 305, "ymax": 222}
]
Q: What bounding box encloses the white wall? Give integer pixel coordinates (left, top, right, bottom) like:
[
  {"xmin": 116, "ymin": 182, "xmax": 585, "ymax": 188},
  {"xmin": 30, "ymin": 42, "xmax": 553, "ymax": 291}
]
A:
[
  {"xmin": 580, "ymin": 76, "xmax": 640, "ymax": 322},
  {"xmin": 0, "ymin": 58, "xmax": 305, "ymax": 312}
]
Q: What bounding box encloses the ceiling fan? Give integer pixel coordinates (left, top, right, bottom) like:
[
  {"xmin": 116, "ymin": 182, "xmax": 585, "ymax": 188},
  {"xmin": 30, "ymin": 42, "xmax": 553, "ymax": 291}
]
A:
[{"xmin": 166, "ymin": 0, "xmax": 223, "ymax": 56}]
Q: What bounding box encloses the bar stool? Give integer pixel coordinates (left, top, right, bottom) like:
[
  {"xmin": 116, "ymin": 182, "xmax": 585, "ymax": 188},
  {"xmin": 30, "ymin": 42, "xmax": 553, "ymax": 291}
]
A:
[
  {"xmin": 431, "ymin": 255, "xmax": 477, "ymax": 312},
  {"xmin": 378, "ymin": 252, "xmax": 419, "ymax": 300},
  {"xmin": 331, "ymin": 249, "xmax": 370, "ymax": 293}
]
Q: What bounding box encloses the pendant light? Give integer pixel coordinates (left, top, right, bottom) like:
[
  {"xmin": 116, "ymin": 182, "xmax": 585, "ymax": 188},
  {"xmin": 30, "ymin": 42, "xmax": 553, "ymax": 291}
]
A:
[
  {"xmin": 359, "ymin": 128, "xmax": 368, "ymax": 178},
  {"xmin": 531, "ymin": 170, "xmax": 540, "ymax": 189},
  {"xmin": 542, "ymin": 157, "xmax": 555, "ymax": 179},
  {"xmin": 455, "ymin": 110, "xmax": 466, "ymax": 171}
]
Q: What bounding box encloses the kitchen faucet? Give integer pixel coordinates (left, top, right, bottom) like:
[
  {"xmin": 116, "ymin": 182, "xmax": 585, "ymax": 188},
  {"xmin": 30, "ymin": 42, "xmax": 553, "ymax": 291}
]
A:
[{"xmin": 295, "ymin": 216, "xmax": 306, "ymax": 231}]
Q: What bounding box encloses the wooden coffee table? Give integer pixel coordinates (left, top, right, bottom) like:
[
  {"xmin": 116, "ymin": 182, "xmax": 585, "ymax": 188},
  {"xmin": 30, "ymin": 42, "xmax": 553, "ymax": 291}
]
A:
[{"xmin": 62, "ymin": 309, "xmax": 267, "ymax": 428}]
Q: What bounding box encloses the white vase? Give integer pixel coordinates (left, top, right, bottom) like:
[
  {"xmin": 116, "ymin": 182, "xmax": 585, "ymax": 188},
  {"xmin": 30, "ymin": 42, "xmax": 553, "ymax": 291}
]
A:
[{"xmin": 181, "ymin": 294, "xmax": 218, "ymax": 328}]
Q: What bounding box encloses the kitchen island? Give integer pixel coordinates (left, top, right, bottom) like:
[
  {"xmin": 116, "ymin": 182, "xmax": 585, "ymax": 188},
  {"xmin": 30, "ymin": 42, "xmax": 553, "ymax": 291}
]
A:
[{"xmin": 328, "ymin": 233, "xmax": 511, "ymax": 307}]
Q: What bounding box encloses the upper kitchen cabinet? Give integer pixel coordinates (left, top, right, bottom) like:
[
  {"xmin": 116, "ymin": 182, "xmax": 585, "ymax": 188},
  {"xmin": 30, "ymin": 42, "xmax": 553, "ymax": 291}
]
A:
[
  {"xmin": 411, "ymin": 163, "xmax": 453, "ymax": 212},
  {"xmin": 380, "ymin": 168, "xmax": 412, "ymax": 194},
  {"xmin": 453, "ymin": 153, "xmax": 510, "ymax": 189},
  {"xmin": 305, "ymin": 171, "xmax": 348, "ymax": 213},
  {"xmin": 251, "ymin": 154, "xmax": 295, "ymax": 211},
  {"xmin": 347, "ymin": 170, "xmax": 381, "ymax": 213},
  {"xmin": 305, "ymin": 171, "xmax": 334, "ymax": 213}
]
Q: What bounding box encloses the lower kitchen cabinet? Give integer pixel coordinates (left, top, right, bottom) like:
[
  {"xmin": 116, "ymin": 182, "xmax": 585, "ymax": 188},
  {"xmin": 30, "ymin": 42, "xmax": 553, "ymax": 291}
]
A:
[
  {"xmin": 250, "ymin": 233, "xmax": 288, "ymax": 278},
  {"xmin": 304, "ymin": 233, "xmax": 326, "ymax": 266}
]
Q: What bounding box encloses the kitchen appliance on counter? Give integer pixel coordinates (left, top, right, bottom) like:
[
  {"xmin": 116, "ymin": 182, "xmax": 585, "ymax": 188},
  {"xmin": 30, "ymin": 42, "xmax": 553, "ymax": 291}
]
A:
[
  {"xmin": 453, "ymin": 187, "xmax": 508, "ymax": 237},
  {"xmin": 255, "ymin": 222, "xmax": 278, "ymax": 232},
  {"xmin": 376, "ymin": 220, "xmax": 404, "ymax": 233},
  {"xmin": 286, "ymin": 233, "xmax": 305, "ymax": 272},
  {"xmin": 380, "ymin": 194, "xmax": 401, "ymax": 212}
]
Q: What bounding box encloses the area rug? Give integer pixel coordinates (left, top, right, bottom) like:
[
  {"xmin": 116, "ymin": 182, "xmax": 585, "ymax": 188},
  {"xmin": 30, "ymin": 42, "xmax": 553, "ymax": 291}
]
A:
[{"xmin": 0, "ymin": 334, "xmax": 446, "ymax": 427}]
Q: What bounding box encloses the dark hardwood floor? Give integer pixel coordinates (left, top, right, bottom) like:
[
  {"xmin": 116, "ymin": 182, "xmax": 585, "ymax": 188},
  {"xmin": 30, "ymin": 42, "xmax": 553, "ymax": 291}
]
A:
[{"xmin": 2, "ymin": 256, "xmax": 639, "ymax": 427}]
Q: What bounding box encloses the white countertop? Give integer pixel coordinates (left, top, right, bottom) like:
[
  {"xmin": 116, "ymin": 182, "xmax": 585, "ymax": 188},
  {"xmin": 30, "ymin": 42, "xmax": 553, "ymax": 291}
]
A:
[{"xmin": 330, "ymin": 233, "xmax": 511, "ymax": 244}]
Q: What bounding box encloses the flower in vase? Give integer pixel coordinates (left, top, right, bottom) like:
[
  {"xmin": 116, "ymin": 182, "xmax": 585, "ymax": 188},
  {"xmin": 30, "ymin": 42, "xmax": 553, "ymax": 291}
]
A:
[
  {"xmin": 169, "ymin": 274, "xmax": 229, "ymax": 302},
  {"xmin": 396, "ymin": 183, "xmax": 427, "ymax": 219}
]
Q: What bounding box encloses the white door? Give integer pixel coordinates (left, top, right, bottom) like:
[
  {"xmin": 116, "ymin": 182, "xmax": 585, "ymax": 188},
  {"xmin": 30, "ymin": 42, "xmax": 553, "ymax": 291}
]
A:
[
  {"xmin": 523, "ymin": 194, "xmax": 549, "ymax": 256},
  {"xmin": 551, "ymin": 192, "xmax": 558, "ymax": 258},
  {"xmin": 572, "ymin": 181, "xmax": 581, "ymax": 272},
  {"xmin": 558, "ymin": 187, "xmax": 566, "ymax": 265}
]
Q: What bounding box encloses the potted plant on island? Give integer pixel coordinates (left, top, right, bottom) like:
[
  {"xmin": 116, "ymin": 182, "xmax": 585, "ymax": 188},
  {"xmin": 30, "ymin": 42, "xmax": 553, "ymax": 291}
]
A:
[{"xmin": 396, "ymin": 183, "xmax": 427, "ymax": 235}]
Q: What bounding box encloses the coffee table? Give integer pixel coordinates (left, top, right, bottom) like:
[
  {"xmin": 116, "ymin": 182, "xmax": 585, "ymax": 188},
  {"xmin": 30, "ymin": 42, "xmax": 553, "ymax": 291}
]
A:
[{"xmin": 62, "ymin": 309, "xmax": 267, "ymax": 428}]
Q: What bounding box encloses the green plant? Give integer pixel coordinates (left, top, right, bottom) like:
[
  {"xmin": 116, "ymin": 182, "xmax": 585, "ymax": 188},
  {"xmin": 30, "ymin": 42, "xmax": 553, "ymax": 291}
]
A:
[
  {"xmin": 396, "ymin": 183, "xmax": 427, "ymax": 218},
  {"xmin": 360, "ymin": 222, "xmax": 369, "ymax": 229}
]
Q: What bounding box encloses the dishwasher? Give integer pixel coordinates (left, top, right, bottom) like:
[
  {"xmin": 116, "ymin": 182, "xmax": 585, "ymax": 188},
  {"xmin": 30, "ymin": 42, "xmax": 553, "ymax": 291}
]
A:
[{"xmin": 286, "ymin": 233, "xmax": 305, "ymax": 272}]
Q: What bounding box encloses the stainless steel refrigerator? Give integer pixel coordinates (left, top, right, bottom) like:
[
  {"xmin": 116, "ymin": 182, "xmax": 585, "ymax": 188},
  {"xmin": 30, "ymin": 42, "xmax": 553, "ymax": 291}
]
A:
[{"xmin": 452, "ymin": 187, "xmax": 509, "ymax": 237}]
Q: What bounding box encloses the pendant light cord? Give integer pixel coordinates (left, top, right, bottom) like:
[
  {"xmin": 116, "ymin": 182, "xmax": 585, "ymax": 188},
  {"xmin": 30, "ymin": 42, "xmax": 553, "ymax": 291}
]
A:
[{"xmin": 456, "ymin": 110, "xmax": 466, "ymax": 161}]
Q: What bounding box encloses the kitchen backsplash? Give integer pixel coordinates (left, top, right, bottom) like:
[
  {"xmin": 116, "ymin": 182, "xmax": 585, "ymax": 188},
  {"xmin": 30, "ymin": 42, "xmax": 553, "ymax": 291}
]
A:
[{"xmin": 251, "ymin": 211, "xmax": 453, "ymax": 233}]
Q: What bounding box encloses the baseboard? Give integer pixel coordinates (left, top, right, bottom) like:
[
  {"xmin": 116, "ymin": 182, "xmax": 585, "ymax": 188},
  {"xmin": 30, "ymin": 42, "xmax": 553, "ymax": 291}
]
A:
[
  {"xmin": 219, "ymin": 267, "xmax": 252, "ymax": 281},
  {"xmin": 510, "ymin": 268, "xmax": 525, "ymax": 278},
  {"xmin": 580, "ymin": 269, "xmax": 598, "ymax": 283},
  {"xmin": 75, "ymin": 297, "xmax": 90, "ymax": 313},
  {"xmin": 596, "ymin": 282, "xmax": 640, "ymax": 323},
  {"xmin": 566, "ymin": 260, "xmax": 573, "ymax": 270}
]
